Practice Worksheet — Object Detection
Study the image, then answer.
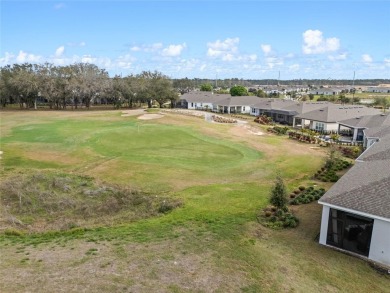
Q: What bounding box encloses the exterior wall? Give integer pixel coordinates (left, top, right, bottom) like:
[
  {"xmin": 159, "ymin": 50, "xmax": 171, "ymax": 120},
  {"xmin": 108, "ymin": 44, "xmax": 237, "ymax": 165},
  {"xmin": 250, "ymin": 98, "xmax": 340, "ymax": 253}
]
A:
[
  {"xmin": 325, "ymin": 123, "xmax": 339, "ymax": 132},
  {"xmin": 369, "ymin": 219, "xmax": 390, "ymax": 267},
  {"xmin": 319, "ymin": 205, "xmax": 330, "ymax": 245},
  {"xmin": 187, "ymin": 102, "xmax": 213, "ymax": 110},
  {"xmin": 241, "ymin": 105, "xmax": 251, "ymax": 114},
  {"xmin": 250, "ymin": 108, "xmax": 261, "ymax": 116},
  {"xmin": 309, "ymin": 121, "xmax": 338, "ymax": 132},
  {"xmin": 365, "ymin": 137, "xmax": 378, "ymax": 148}
]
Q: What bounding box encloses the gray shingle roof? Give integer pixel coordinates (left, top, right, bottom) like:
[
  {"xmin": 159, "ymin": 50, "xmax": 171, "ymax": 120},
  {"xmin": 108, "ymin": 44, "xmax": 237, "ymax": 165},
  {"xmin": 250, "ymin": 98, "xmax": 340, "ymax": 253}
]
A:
[
  {"xmin": 216, "ymin": 95, "xmax": 264, "ymax": 107},
  {"xmin": 338, "ymin": 113, "xmax": 390, "ymax": 128},
  {"xmin": 296, "ymin": 104, "xmax": 381, "ymax": 123},
  {"xmin": 319, "ymin": 162, "xmax": 390, "ymax": 219},
  {"xmin": 180, "ymin": 92, "xmax": 229, "ymax": 103},
  {"xmin": 319, "ymin": 125, "xmax": 390, "ymax": 220}
]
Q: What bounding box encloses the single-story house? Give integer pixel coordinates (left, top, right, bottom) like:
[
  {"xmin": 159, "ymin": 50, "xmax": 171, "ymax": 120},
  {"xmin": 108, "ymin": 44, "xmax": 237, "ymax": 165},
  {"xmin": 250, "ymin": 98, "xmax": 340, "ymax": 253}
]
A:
[
  {"xmin": 318, "ymin": 126, "xmax": 390, "ymax": 268},
  {"xmin": 310, "ymin": 88, "xmax": 341, "ymax": 96},
  {"xmin": 294, "ymin": 105, "xmax": 381, "ymax": 133},
  {"xmin": 214, "ymin": 95, "xmax": 264, "ymax": 114},
  {"xmin": 250, "ymin": 99, "xmax": 297, "ymax": 124},
  {"xmin": 365, "ymin": 87, "xmax": 390, "ymax": 93},
  {"xmin": 178, "ymin": 92, "xmax": 229, "ymax": 110},
  {"xmin": 337, "ymin": 113, "xmax": 390, "ymax": 143}
]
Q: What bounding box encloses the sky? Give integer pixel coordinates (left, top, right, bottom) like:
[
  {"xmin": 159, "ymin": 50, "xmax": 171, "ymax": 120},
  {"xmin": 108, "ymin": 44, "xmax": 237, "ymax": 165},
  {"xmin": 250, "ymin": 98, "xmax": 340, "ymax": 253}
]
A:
[{"xmin": 1, "ymin": 0, "xmax": 389, "ymax": 79}]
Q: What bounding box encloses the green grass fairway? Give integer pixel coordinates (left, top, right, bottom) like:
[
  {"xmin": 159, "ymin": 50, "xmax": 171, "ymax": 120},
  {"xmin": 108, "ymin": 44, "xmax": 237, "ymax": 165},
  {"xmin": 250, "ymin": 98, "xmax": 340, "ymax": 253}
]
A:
[{"xmin": 0, "ymin": 110, "xmax": 388, "ymax": 293}]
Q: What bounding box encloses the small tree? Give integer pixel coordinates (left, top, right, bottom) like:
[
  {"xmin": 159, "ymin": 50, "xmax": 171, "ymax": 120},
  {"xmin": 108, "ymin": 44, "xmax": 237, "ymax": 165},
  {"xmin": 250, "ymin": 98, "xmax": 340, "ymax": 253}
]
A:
[
  {"xmin": 200, "ymin": 83, "xmax": 213, "ymax": 92},
  {"xmin": 269, "ymin": 175, "xmax": 288, "ymax": 210},
  {"xmin": 230, "ymin": 85, "xmax": 248, "ymax": 96}
]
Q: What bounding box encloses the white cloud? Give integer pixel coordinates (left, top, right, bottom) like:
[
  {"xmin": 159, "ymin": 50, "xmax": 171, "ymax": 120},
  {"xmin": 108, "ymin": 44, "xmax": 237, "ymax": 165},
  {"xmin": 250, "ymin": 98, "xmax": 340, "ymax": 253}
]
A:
[
  {"xmin": 362, "ymin": 54, "xmax": 373, "ymax": 63},
  {"xmin": 302, "ymin": 30, "xmax": 340, "ymax": 54},
  {"xmin": 265, "ymin": 57, "xmax": 283, "ymax": 69},
  {"xmin": 81, "ymin": 55, "xmax": 95, "ymax": 63},
  {"xmin": 161, "ymin": 43, "xmax": 186, "ymax": 57},
  {"xmin": 328, "ymin": 52, "xmax": 347, "ymax": 61},
  {"xmin": 55, "ymin": 46, "xmax": 65, "ymax": 57},
  {"xmin": 67, "ymin": 41, "xmax": 86, "ymax": 47},
  {"xmin": 289, "ymin": 64, "xmax": 300, "ymax": 71},
  {"xmin": 54, "ymin": 3, "xmax": 65, "ymax": 10},
  {"xmin": 248, "ymin": 54, "xmax": 257, "ymax": 62},
  {"xmin": 260, "ymin": 44, "xmax": 272, "ymax": 55},
  {"xmin": 206, "ymin": 37, "xmax": 256, "ymax": 62},
  {"xmin": 385, "ymin": 58, "xmax": 390, "ymax": 67},
  {"xmin": 200, "ymin": 64, "xmax": 207, "ymax": 71},
  {"xmin": 130, "ymin": 46, "xmax": 141, "ymax": 52},
  {"xmin": 115, "ymin": 54, "xmax": 135, "ymax": 69},
  {"xmin": 15, "ymin": 50, "xmax": 41, "ymax": 63},
  {"xmin": 131, "ymin": 43, "xmax": 163, "ymax": 53},
  {"xmin": 207, "ymin": 37, "xmax": 239, "ymax": 59},
  {"xmin": 0, "ymin": 52, "xmax": 15, "ymax": 66}
]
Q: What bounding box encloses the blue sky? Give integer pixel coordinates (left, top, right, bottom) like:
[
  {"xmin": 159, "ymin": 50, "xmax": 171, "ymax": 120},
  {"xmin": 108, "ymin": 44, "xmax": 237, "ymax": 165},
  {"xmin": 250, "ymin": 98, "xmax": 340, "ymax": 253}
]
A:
[{"xmin": 1, "ymin": 1, "xmax": 389, "ymax": 79}]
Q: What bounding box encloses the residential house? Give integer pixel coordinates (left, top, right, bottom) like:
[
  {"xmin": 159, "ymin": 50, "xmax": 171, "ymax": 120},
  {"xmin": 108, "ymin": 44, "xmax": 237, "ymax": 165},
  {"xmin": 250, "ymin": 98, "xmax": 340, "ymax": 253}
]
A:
[
  {"xmin": 178, "ymin": 92, "xmax": 229, "ymax": 110},
  {"xmin": 214, "ymin": 95, "xmax": 263, "ymax": 114},
  {"xmin": 337, "ymin": 113, "xmax": 390, "ymax": 143},
  {"xmin": 294, "ymin": 105, "xmax": 381, "ymax": 133},
  {"xmin": 250, "ymin": 99, "xmax": 299, "ymax": 124},
  {"xmin": 318, "ymin": 125, "xmax": 390, "ymax": 268},
  {"xmin": 310, "ymin": 88, "xmax": 341, "ymax": 96},
  {"xmin": 365, "ymin": 87, "xmax": 390, "ymax": 93}
]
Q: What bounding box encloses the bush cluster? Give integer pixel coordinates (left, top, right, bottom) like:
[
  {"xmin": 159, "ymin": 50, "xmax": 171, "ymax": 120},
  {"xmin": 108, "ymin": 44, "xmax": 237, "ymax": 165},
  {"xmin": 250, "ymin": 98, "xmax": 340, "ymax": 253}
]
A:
[
  {"xmin": 314, "ymin": 159, "xmax": 352, "ymax": 182},
  {"xmin": 260, "ymin": 206, "xmax": 299, "ymax": 228},
  {"xmin": 212, "ymin": 115, "xmax": 237, "ymax": 123},
  {"xmin": 267, "ymin": 126, "xmax": 290, "ymax": 135},
  {"xmin": 254, "ymin": 115, "xmax": 273, "ymax": 125},
  {"xmin": 290, "ymin": 186, "xmax": 326, "ymax": 205}
]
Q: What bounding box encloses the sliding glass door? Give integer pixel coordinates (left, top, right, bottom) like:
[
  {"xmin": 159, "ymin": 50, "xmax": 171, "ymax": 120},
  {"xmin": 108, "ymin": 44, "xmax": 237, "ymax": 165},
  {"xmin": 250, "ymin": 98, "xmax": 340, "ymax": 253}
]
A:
[{"xmin": 326, "ymin": 209, "xmax": 373, "ymax": 257}]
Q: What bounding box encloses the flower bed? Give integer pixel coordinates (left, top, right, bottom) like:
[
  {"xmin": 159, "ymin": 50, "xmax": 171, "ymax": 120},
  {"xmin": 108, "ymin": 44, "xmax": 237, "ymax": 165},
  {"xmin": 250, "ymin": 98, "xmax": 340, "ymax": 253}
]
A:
[{"xmin": 212, "ymin": 115, "xmax": 237, "ymax": 123}]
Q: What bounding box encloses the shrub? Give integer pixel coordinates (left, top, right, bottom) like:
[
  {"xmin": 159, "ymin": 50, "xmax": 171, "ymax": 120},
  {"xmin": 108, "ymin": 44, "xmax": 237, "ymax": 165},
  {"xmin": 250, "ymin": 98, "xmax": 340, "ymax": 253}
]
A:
[
  {"xmin": 290, "ymin": 193, "xmax": 296, "ymax": 199},
  {"xmin": 298, "ymin": 186, "xmax": 306, "ymax": 191},
  {"xmin": 265, "ymin": 211, "xmax": 272, "ymax": 217},
  {"xmin": 269, "ymin": 175, "xmax": 288, "ymax": 210}
]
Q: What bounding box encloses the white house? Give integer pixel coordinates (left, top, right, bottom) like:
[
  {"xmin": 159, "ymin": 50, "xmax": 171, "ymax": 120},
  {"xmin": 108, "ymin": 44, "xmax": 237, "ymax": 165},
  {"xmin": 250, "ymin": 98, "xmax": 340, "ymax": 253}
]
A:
[
  {"xmin": 365, "ymin": 87, "xmax": 390, "ymax": 93},
  {"xmin": 310, "ymin": 88, "xmax": 341, "ymax": 96},
  {"xmin": 318, "ymin": 126, "xmax": 390, "ymax": 268},
  {"xmin": 178, "ymin": 92, "xmax": 229, "ymax": 110}
]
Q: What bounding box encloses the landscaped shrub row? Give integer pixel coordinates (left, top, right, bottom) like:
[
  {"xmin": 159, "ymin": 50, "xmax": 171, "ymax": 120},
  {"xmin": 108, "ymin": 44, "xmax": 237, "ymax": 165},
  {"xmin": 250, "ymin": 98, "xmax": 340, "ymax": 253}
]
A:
[
  {"xmin": 254, "ymin": 115, "xmax": 273, "ymax": 125},
  {"xmin": 267, "ymin": 126, "xmax": 290, "ymax": 135},
  {"xmin": 290, "ymin": 186, "xmax": 326, "ymax": 205},
  {"xmin": 212, "ymin": 115, "xmax": 237, "ymax": 123},
  {"xmin": 288, "ymin": 131, "xmax": 319, "ymax": 144},
  {"xmin": 336, "ymin": 145, "xmax": 362, "ymax": 159},
  {"xmin": 314, "ymin": 159, "xmax": 352, "ymax": 182}
]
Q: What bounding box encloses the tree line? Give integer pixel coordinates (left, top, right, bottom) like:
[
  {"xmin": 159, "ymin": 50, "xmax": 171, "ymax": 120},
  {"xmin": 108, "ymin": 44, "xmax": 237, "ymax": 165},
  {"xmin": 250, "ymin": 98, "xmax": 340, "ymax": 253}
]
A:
[{"xmin": 0, "ymin": 63, "xmax": 179, "ymax": 109}]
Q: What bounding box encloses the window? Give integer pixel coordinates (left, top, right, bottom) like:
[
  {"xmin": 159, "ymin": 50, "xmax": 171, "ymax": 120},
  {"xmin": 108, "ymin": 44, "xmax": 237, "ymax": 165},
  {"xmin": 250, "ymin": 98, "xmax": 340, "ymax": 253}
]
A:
[
  {"xmin": 243, "ymin": 106, "xmax": 245, "ymax": 111},
  {"xmin": 191, "ymin": 103, "xmax": 194, "ymax": 107},
  {"xmin": 277, "ymin": 114, "xmax": 284, "ymax": 119},
  {"xmin": 315, "ymin": 122, "xmax": 325, "ymax": 131},
  {"xmin": 327, "ymin": 209, "xmax": 373, "ymax": 257}
]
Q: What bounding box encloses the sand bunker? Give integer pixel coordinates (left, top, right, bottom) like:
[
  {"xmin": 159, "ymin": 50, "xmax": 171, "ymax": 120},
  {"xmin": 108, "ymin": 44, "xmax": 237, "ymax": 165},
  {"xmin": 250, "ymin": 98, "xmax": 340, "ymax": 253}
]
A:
[
  {"xmin": 137, "ymin": 114, "xmax": 165, "ymax": 120},
  {"xmin": 121, "ymin": 109, "xmax": 145, "ymax": 117}
]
